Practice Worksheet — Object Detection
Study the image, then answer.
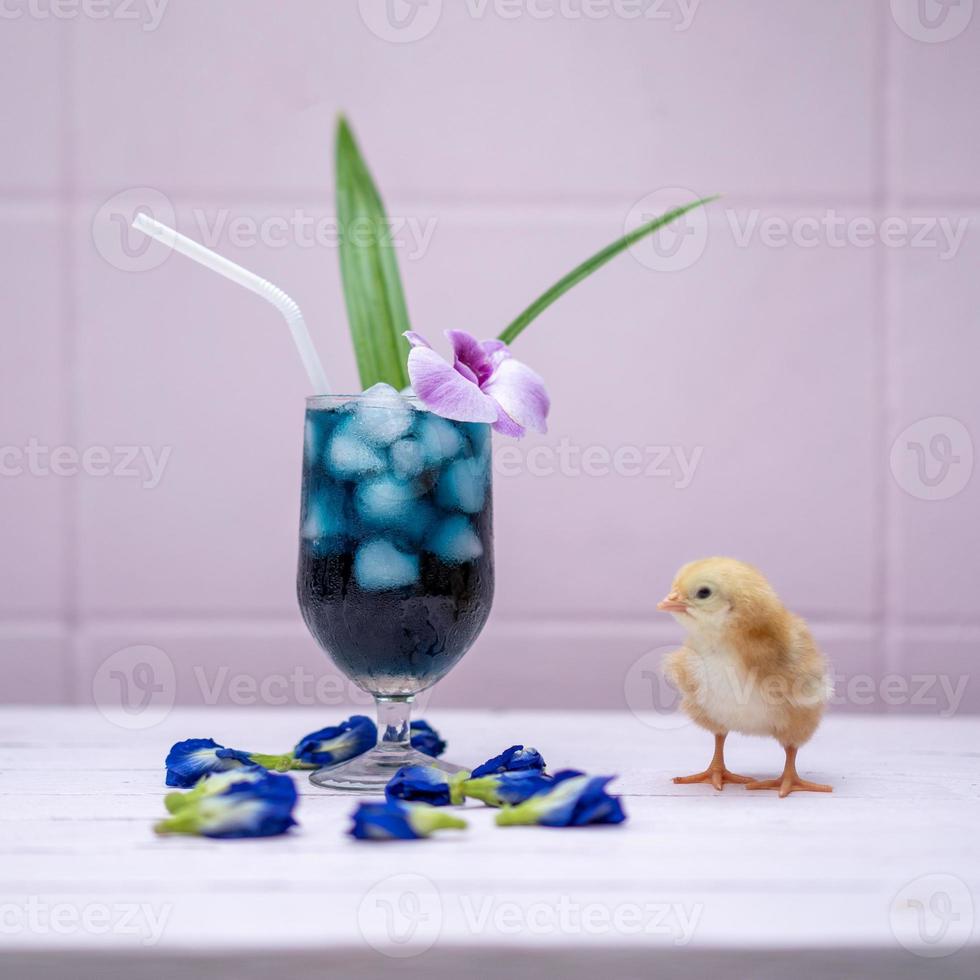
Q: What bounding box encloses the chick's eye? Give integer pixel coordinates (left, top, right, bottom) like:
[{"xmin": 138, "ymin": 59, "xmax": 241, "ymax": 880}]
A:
[{"xmin": 695, "ymin": 587, "xmax": 712, "ymax": 600}]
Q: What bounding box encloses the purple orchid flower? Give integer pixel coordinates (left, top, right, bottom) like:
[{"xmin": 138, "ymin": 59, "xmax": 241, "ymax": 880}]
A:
[{"xmin": 404, "ymin": 330, "xmax": 550, "ymax": 438}]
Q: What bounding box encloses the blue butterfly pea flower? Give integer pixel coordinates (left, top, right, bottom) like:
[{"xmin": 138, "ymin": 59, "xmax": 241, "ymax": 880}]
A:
[
  {"xmin": 471, "ymin": 744, "xmax": 546, "ymax": 778},
  {"xmin": 156, "ymin": 770, "xmax": 298, "ymax": 839},
  {"xmin": 385, "ymin": 765, "xmax": 470, "ymax": 806},
  {"xmin": 410, "ymin": 720, "xmax": 446, "ymax": 758},
  {"xmin": 164, "ymin": 738, "xmax": 254, "ymax": 788},
  {"xmin": 292, "ymin": 715, "xmax": 377, "ymax": 766},
  {"xmin": 164, "ymin": 764, "xmax": 270, "ymax": 814},
  {"xmin": 349, "ymin": 800, "xmax": 467, "ymax": 841},
  {"xmin": 461, "ymin": 770, "xmax": 555, "ymax": 807},
  {"xmin": 495, "ymin": 771, "xmax": 627, "ymax": 828}
]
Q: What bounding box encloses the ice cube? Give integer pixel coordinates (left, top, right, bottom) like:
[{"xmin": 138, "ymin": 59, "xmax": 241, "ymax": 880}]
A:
[
  {"xmin": 304, "ymin": 418, "xmax": 318, "ymax": 462},
  {"xmin": 355, "ymin": 476, "xmax": 420, "ymax": 526},
  {"xmin": 349, "ymin": 383, "xmax": 414, "ymax": 447},
  {"xmin": 326, "ymin": 422, "xmax": 387, "ymax": 478},
  {"xmin": 390, "ymin": 437, "xmax": 426, "ymax": 480},
  {"xmin": 400, "ymin": 500, "xmax": 438, "ymax": 547},
  {"xmin": 301, "ymin": 486, "xmax": 346, "ymax": 551},
  {"xmin": 354, "ymin": 539, "xmax": 420, "ymax": 591},
  {"xmin": 464, "ymin": 422, "xmax": 491, "ymax": 463},
  {"xmin": 436, "ymin": 458, "xmax": 487, "ymax": 514},
  {"xmin": 417, "ymin": 414, "xmax": 465, "ymax": 465},
  {"xmin": 427, "ymin": 515, "xmax": 484, "ymax": 564}
]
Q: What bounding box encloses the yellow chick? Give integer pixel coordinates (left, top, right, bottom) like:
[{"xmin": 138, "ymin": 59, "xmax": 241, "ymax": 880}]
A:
[{"xmin": 658, "ymin": 557, "xmax": 832, "ymax": 798}]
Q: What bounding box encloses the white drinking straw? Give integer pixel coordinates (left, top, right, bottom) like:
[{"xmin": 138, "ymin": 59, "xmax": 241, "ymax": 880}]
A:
[{"xmin": 132, "ymin": 213, "xmax": 330, "ymax": 394}]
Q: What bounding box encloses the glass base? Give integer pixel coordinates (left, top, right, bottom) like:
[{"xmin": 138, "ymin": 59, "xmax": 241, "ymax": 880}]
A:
[{"xmin": 309, "ymin": 746, "xmax": 468, "ymax": 793}]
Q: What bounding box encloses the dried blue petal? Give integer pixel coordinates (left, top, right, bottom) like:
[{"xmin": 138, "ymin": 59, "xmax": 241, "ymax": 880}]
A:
[
  {"xmin": 156, "ymin": 770, "xmax": 298, "ymax": 839},
  {"xmin": 385, "ymin": 765, "xmax": 469, "ymax": 806},
  {"xmin": 164, "ymin": 738, "xmax": 254, "ymax": 788},
  {"xmin": 496, "ymin": 772, "xmax": 626, "ymax": 828},
  {"xmin": 293, "ymin": 715, "xmax": 377, "ymax": 766},
  {"xmin": 471, "ymin": 744, "xmax": 546, "ymax": 778},
  {"xmin": 349, "ymin": 800, "xmax": 467, "ymax": 840},
  {"xmin": 461, "ymin": 770, "xmax": 555, "ymax": 807},
  {"xmin": 410, "ymin": 720, "xmax": 446, "ymax": 758}
]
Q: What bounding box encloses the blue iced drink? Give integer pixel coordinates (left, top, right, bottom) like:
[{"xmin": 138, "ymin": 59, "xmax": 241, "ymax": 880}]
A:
[{"xmin": 297, "ymin": 386, "xmax": 494, "ymax": 697}]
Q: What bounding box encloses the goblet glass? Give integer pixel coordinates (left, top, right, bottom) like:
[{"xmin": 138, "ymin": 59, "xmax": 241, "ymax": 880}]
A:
[{"xmin": 297, "ymin": 392, "xmax": 494, "ymax": 791}]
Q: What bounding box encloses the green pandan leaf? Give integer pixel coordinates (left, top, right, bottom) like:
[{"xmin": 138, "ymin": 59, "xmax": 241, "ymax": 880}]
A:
[
  {"xmin": 497, "ymin": 195, "xmax": 719, "ymax": 345},
  {"xmin": 335, "ymin": 116, "xmax": 412, "ymax": 390}
]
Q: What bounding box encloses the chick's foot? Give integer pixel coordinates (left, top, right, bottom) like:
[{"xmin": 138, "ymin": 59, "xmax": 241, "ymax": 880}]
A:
[
  {"xmin": 673, "ymin": 766, "xmax": 753, "ymax": 791},
  {"xmin": 745, "ymin": 775, "xmax": 832, "ymax": 797},
  {"xmin": 745, "ymin": 746, "xmax": 832, "ymax": 798},
  {"xmin": 672, "ymin": 733, "xmax": 751, "ymax": 791}
]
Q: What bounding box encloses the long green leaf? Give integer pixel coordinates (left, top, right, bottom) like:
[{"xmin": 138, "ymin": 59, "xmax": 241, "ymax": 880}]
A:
[
  {"xmin": 335, "ymin": 116, "xmax": 411, "ymax": 390},
  {"xmin": 498, "ymin": 195, "xmax": 718, "ymax": 345}
]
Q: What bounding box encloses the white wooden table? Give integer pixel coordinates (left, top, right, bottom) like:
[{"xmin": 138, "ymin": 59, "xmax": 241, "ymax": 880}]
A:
[{"xmin": 1, "ymin": 707, "xmax": 977, "ymax": 978}]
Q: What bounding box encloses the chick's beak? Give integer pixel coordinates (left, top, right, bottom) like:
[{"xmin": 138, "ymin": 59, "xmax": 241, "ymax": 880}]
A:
[{"xmin": 657, "ymin": 592, "xmax": 689, "ymax": 613}]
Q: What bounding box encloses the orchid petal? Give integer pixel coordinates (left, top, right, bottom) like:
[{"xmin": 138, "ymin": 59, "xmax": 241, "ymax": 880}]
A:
[
  {"xmin": 407, "ymin": 346, "xmax": 499, "ymax": 424},
  {"xmin": 403, "ymin": 331, "xmax": 432, "ymax": 349},
  {"xmin": 483, "ymin": 358, "xmax": 550, "ymax": 434},
  {"xmin": 492, "ymin": 407, "xmax": 525, "ymax": 438},
  {"xmin": 446, "ymin": 330, "xmax": 494, "ymax": 386}
]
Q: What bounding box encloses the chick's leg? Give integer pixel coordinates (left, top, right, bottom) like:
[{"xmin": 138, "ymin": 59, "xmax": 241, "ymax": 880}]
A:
[
  {"xmin": 673, "ymin": 733, "xmax": 753, "ymax": 790},
  {"xmin": 745, "ymin": 746, "xmax": 832, "ymax": 798}
]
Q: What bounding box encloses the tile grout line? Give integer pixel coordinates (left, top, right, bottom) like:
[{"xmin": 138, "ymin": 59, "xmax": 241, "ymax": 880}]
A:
[
  {"xmin": 3, "ymin": 190, "xmax": 980, "ymax": 214},
  {"xmin": 59, "ymin": 22, "xmax": 80, "ymax": 705},
  {"xmin": 5, "ymin": 614, "xmax": 969, "ymax": 632},
  {"xmin": 878, "ymin": 4, "xmax": 903, "ymax": 691},
  {"xmin": 871, "ymin": 1, "xmax": 892, "ymax": 691}
]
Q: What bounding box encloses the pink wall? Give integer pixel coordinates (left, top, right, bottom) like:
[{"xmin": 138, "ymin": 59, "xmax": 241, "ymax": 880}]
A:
[{"xmin": 1, "ymin": 2, "xmax": 978, "ymax": 719}]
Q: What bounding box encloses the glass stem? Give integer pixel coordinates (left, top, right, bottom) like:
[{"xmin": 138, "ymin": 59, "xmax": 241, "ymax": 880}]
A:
[{"xmin": 375, "ymin": 696, "xmax": 414, "ymax": 754}]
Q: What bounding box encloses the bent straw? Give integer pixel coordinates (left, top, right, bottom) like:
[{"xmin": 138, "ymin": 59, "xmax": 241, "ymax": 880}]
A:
[{"xmin": 132, "ymin": 213, "xmax": 330, "ymax": 394}]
